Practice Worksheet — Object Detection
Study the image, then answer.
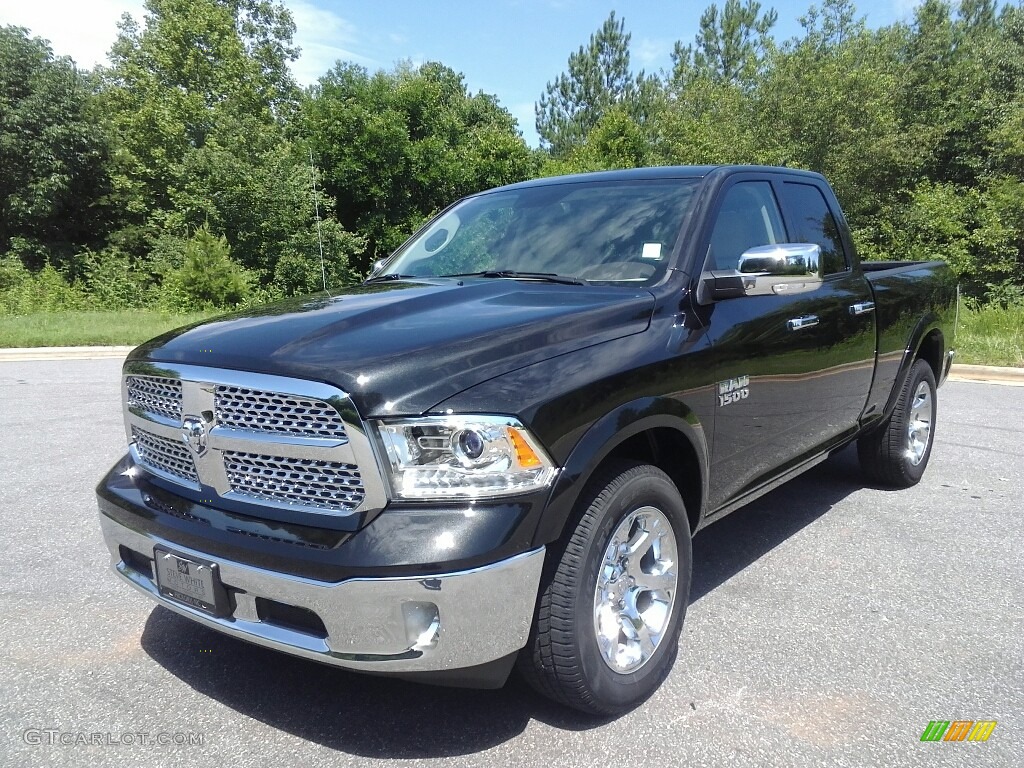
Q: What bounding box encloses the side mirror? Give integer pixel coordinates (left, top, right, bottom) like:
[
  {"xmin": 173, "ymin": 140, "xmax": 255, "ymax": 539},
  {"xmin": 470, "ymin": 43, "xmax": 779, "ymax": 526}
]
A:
[
  {"xmin": 738, "ymin": 243, "xmax": 820, "ymax": 277},
  {"xmin": 697, "ymin": 243, "xmax": 823, "ymax": 304}
]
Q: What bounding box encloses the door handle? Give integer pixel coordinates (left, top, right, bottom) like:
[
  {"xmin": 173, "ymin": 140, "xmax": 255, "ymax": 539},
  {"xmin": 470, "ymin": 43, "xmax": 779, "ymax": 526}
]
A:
[
  {"xmin": 849, "ymin": 302, "xmax": 875, "ymax": 316},
  {"xmin": 787, "ymin": 315, "xmax": 819, "ymax": 331}
]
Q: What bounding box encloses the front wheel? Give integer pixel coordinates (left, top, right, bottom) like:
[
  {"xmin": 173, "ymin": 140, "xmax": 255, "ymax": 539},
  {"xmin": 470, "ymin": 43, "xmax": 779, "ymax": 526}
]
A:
[
  {"xmin": 858, "ymin": 358, "xmax": 937, "ymax": 488},
  {"xmin": 518, "ymin": 461, "xmax": 692, "ymax": 715}
]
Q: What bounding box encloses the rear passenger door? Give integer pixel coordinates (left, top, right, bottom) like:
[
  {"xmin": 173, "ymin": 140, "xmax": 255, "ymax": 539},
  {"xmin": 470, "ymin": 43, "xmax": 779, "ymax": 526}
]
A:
[
  {"xmin": 703, "ymin": 174, "xmax": 876, "ymax": 511},
  {"xmin": 775, "ymin": 179, "xmax": 876, "ymax": 444}
]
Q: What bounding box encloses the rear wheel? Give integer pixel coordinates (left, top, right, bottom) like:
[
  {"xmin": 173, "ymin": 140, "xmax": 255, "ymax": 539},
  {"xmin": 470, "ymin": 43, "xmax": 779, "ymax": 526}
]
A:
[
  {"xmin": 518, "ymin": 461, "xmax": 692, "ymax": 715},
  {"xmin": 858, "ymin": 358, "xmax": 937, "ymax": 488}
]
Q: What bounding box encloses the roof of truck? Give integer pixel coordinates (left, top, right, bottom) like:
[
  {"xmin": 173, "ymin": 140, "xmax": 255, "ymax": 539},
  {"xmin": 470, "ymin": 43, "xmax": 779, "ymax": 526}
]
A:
[{"xmin": 485, "ymin": 165, "xmax": 825, "ymax": 195}]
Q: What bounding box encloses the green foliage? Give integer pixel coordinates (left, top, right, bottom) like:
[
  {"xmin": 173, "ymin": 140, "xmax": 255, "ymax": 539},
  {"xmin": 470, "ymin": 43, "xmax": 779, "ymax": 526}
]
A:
[
  {"xmin": 956, "ymin": 300, "xmax": 1024, "ymax": 366},
  {"xmin": 671, "ymin": 0, "xmax": 778, "ymax": 86},
  {"xmin": 541, "ymin": 103, "xmax": 663, "ymax": 176},
  {"xmin": 82, "ymin": 249, "xmax": 154, "ymax": 310},
  {"xmin": 162, "ymin": 225, "xmax": 250, "ymax": 310},
  {"xmin": 0, "ymin": 255, "xmax": 90, "ymax": 315},
  {"xmin": 273, "ymin": 219, "xmax": 363, "ymax": 296},
  {"xmin": 97, "ymin": 0, "xmax": 313, "ymax": 264},
  {"xmin": 656, "ymin": 77, "xmax": 779, "ymax": 166},
  {"xmin": 756, "ymin": 11, "xmax": 914, "ymax": 226},
  {"xmin": 302, "ymin": 61, "xmax": 533, "ymax": 274},
  {"xmin": 536, "ymin": 12, "xmax": 658, "ymax": 156},
  {"xmin": 0, "ymin": 26, "xmax": 114, "ymax": 268},
  {"xmin": 658, "ymin": 0, "xmax": 1024, "ymax": 303},
  {"xmin": 3, "ymin": 0, "xmax": 1024, "ymax": 335}
]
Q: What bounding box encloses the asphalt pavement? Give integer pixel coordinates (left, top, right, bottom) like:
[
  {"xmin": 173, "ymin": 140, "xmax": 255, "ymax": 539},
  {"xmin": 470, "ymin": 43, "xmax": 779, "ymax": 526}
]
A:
[{"xmin": 0, "ymin": 359, "xmax": 1020, "ymax": 767}]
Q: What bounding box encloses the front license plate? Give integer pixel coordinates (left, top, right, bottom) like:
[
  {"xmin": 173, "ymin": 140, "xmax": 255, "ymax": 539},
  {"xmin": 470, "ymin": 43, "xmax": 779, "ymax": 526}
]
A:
[{"xmin": 153, "ymin": 548, "xmax": 229, "ymax": 617}]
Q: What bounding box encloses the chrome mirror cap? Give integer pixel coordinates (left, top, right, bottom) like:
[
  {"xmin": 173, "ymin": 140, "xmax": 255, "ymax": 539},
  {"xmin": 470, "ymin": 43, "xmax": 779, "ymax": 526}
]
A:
[{"xmin": 738, "ymin": 243, "xmax": 821, "ymax": 277}]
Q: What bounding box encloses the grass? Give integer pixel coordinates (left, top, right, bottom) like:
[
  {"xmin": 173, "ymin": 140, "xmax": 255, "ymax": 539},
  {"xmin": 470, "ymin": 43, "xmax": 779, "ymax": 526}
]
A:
[
  {"xmin": 956, "ymin": 303, "xmax": 1024, "ymax": 367},
  {"xmin": 0, "ymin": 309, "xmax": 219, "ymax": 348},
  {"xmin": 0, "ymin": 304, "xmax": 1021, "ymax": 368}
]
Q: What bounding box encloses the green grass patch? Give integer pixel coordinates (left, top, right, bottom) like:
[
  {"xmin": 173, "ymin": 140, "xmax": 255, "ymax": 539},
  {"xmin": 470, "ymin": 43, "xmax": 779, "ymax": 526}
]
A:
[
  {"xmin": 0, "ymin": 310, "xmax": 219, "ymax": 348},
  {"xmin": 956, "ymin": 303, "xmax": 1024, "ymax": 367}
]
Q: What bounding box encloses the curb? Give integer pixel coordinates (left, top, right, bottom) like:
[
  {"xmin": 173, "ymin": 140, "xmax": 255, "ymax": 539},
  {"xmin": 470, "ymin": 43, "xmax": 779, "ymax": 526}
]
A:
[
  {"xmin": 947, "ymin": 363, "xmax": 1024, "ymax": 385},
  {"xmin": 0, "ymin": 345, "xmax": 135, "ymax": 362}
]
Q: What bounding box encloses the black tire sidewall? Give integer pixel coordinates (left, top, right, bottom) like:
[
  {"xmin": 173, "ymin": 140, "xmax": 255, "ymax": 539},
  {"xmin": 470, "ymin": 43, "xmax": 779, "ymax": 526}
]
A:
[
  {"xmin": 571, "ymin": 465, "xmax": 692, "ymax": 711},
  {"xmin": 896, "ymin": 361, "xmax": 937, "ymax": 484}
]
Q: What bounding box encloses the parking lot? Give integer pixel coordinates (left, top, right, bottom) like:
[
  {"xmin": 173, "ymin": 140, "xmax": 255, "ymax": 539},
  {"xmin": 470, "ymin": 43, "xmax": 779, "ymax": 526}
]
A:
[{"xmin": 1, "ymin": 358, "xmax": 1020, "ymax": 767}]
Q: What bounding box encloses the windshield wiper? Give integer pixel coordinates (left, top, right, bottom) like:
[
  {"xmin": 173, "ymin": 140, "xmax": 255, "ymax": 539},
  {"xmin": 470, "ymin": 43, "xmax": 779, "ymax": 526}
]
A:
[
  {"xmin": 363, "ymin": 273, "xmax": 420, "ymax": 284},
  {"xmin": 444, "ymin": 270, "xmax": 587, "ymax": 286}
]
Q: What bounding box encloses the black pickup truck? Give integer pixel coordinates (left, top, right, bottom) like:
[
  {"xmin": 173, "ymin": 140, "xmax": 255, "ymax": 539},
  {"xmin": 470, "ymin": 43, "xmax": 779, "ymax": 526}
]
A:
[{"xmin": 97, "ymin": 166, "xmax": 957, "ymax": 714}]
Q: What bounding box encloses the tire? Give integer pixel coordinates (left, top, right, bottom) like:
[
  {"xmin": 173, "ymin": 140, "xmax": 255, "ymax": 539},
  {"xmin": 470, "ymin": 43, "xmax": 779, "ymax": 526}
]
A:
[
  {"xmin": 518, "ymin": 461, "xmax": 692, "ymax": 715},
  {"xmin": 858, "ymin": 358, "xmax": 937, "ymax": 488}
]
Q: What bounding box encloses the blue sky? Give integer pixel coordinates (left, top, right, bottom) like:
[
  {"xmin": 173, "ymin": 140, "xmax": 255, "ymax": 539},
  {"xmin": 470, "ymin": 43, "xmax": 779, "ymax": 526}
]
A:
[{"xmin": 1, "ymin": 0, "xmax": 918, "ymax": 145}]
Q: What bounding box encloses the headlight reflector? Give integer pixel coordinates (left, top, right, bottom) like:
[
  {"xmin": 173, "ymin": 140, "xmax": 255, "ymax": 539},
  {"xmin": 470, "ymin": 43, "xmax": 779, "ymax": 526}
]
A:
[{"xmin": 374, "ymin": 415, "xmax": 557, "ymax": 499}]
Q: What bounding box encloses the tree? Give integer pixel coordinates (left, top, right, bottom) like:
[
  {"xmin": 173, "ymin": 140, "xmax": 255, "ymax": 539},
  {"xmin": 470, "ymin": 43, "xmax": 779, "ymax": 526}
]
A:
[
  {"xmin": 98, "ymin": 0, "xmax": 360, "ymax": 290},
  {"xmin": 540, "ymin": 103, "xmax": 661, "ymax": 177},
  {"xmin": 303, "ymin": 61, "xmax": 534, "ymax": 273},
  {"xmin": 162, "ymin": 223, "xmax": 249, "ymax": 309},
  {"xmin": 670, "ymin": 0, "xmax": 778, "ymax": 87},
  {"xmin": 99, "ymin": 0, "xmax": 300, "ymax": 236},
  {"xmin": 0, "ymin": 26, "xmax": 113, "ymax": 268},
  {"xmin": 536, "ymin": 12, "xmax": 656, "ymax": 156},
  {"xmin": 655, "ymin": 76, "xmax": 780, "ymax": 167}
]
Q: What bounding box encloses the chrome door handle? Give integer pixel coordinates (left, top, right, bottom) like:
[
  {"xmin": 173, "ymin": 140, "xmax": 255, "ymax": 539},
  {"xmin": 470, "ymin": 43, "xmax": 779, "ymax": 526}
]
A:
[
  {"xmin": 849, "ymin": 302, "xmax": 875, "ymax": 316},
  {"xmin": 787, "ymin": 315, "xmax": 819, "ymax": 331}
]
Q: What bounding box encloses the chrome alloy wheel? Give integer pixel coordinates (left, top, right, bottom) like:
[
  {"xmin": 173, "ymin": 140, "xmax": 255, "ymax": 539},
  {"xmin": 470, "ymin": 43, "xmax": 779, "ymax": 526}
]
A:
[
  {"xmin": 593, "ymin": 505, "xmax": 678, "ymax": 674},
  {"xmin": 906, "ymin": 381, "xmax": 933, "ymax": 466}
]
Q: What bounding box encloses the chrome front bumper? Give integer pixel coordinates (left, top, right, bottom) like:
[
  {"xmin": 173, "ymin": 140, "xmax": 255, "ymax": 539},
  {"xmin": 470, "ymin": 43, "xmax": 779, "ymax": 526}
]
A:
[{"xmin": 99, "ymin": 512, "xmax": 544, "ymax": 674}]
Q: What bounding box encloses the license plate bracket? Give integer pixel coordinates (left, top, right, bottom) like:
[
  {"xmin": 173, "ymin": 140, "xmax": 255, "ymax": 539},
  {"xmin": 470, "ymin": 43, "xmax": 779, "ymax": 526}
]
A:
[{"xmin": 153, "ymin": 547, "xmax": 232, "ymax": 618}]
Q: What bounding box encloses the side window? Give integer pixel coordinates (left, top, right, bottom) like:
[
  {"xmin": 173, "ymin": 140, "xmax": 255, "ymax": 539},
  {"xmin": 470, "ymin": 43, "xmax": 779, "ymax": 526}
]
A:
[
  {"xmin": 779, "ymin": 182, "xmax": 849, "ymax": 274},
  {"xmin": 705, "ymin": 182, "xmax": 786, "ymax": 271}
]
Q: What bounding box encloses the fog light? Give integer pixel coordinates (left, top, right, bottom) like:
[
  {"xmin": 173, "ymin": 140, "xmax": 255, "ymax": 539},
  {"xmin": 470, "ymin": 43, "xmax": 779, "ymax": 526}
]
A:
[{"xmin": 402, "ymin": 602, "xmax": 440, "ymax": 650}]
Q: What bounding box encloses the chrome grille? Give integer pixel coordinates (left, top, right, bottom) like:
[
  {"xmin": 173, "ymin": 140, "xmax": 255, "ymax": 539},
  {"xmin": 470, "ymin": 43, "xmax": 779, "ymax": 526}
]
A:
[
  {"xmin": 215, "ymin": 386, "xmax": 348, "ymax": 440},
  {"xmin": 131, "ymin": 427, "xmax": 198, "ymax": 484},
  {"xmin": 126, "ymin": 375, "xmax": 182, "ymax": 421},
  {"xmin": 121, "ymin": 363, "xmax": 386, "ymax": 517},
  {"xmin": 223, "ymin": 451, "xmax": 364, "ymax": 512}
]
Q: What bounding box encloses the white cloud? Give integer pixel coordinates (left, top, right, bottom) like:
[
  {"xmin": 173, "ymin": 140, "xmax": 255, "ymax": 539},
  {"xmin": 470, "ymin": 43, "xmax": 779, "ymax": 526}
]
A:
[
  {"xmin": 288, "ymin": 0, "xmax": 378, "ymax": 84},
  {"xmin": 0, "ymin": 0, "xmax": 375, "ymax": 84},
  {"xmin": 0, "ymin": 0, "xmax": 145, "ymax": 68},
  {"xmin": 635, "ymin": 37, "xmax": 669, "ymax": 68},
  {"xmin": 892, "ymin": 0, "xmax": 922, "ymax": 18}
]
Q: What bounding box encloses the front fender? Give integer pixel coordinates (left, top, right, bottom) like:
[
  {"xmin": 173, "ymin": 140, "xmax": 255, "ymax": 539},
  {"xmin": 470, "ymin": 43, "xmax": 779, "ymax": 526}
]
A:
[{"xmin": 531, "ymin": 396, "xmax": 709, "ymax": 548}]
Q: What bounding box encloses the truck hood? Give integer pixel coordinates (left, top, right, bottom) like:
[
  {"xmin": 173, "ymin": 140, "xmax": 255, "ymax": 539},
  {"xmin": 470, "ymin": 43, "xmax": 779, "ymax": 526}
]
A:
[{"xmin": 130, "ymin": 278, "xmax": 655, "ymax": 417}]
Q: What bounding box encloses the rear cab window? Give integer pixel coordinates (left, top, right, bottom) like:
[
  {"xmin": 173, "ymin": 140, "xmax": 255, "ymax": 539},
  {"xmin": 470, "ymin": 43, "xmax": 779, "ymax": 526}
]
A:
[{"xmin": 777, "ymin": 182, "xmax": 850, "ymax": 275}]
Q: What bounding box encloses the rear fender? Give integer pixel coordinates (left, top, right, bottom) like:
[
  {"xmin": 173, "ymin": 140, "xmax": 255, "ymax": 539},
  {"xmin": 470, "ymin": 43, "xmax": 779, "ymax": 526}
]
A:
[{"xmin": 880, "ymin": 313, "xmax": 945, "ymax": 423}]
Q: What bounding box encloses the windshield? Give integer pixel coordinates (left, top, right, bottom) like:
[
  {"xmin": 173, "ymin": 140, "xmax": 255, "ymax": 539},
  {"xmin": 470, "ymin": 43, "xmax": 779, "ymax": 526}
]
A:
[{"xmin": 377, "ymin": 178, "xmax": 701, "ymax": 285}]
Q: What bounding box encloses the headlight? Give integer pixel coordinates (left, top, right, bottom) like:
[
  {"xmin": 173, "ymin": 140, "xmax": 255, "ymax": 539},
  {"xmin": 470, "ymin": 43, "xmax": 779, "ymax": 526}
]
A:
[{"xmin": 374, "ymin": 415, "xmax": 558, "ymax": 499}]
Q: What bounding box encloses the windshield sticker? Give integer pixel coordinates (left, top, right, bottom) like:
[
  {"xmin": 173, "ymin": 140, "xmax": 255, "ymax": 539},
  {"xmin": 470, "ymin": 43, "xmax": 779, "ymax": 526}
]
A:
[{"xmin": 641, "ymin": 243, "xmax": 663, "ymax": 260}]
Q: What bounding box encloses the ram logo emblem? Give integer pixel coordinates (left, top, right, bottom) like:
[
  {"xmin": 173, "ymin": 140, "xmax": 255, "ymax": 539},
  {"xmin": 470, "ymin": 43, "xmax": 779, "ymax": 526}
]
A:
[{"xmin": 181, "ymin": 415, "xmax": 209, "ymax": 456}]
